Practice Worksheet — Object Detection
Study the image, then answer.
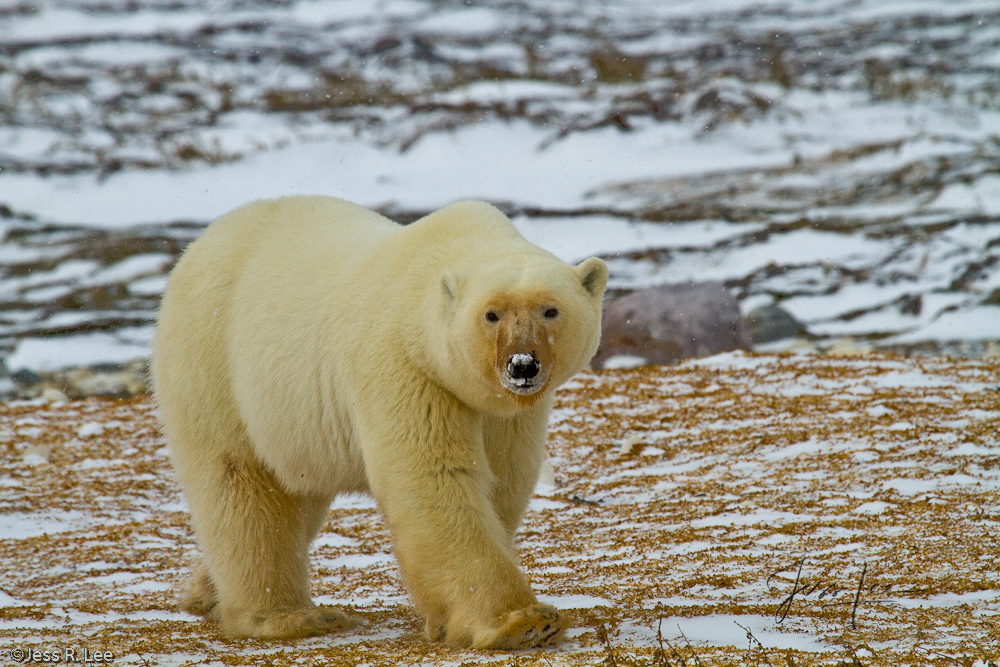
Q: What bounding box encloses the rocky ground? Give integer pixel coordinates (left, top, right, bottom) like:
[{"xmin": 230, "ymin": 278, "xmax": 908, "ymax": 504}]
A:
[
  {"xmin": 1, "ymin": 353, "xmax": 998, "ymax": 665},
  {"xmin": 1, "ymin": 0, "xmax": 1000, "ymax": 381}
]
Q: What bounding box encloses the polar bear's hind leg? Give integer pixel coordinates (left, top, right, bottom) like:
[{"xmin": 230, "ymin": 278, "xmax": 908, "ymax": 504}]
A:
[{"xmin": 183, "ymin": 451, "xmax": 353, "ymax": 639}]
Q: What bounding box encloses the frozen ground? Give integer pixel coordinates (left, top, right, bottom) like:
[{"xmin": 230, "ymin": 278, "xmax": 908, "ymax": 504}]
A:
[
  {"xmin": 1, "ymin": 0, "xmax": 1000, "ymax": 371},
  {"xmin": 1, "ymin": 354, "xmax": 998, "ymax": 665}
]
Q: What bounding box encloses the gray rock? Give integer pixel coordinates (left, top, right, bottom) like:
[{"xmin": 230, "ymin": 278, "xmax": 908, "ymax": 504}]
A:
[
  {"xmin": 592, "ymin": 282, "xmax": 752, "ymax": 369},
  {"xmin": 11, "ymin": 368, "xmax": 44, "ymax": 387},
  {"xmin": 745, "ymin": 304, "xmax": 806, "ymax": 344}
]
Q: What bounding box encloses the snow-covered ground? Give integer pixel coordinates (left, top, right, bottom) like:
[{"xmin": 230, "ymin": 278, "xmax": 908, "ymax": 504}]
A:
[
  {"xmin": 1, "ymin": 354, "xmax": 998, "ymax": 664},
  {"xmin": 1, "ymin": 0, "xmax": 1000, "ymax": 371}
]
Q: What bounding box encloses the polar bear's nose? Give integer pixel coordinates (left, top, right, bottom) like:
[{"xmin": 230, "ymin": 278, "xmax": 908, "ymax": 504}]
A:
[{"xmin": 508, "ymin": 353, "xmax": 540, "ymax": 380}]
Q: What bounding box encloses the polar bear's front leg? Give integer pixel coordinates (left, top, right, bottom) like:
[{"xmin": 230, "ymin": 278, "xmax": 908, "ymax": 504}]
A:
[
  {"xmin": 373, "ymin": 467, "xmax": 566, "ymax": 649},
  {"xmin": 361, "ymin": 401, "xmax": 566, "ymax": 650},
  {"xmin": 482, "ymin": 405, "xmax": 552, "ymax": 543}
]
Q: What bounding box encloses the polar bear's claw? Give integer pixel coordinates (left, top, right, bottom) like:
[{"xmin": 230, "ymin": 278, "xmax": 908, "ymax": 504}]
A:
[{"xmin": 480, "ymin": 604, "xmax": 567, "ymax": 650}]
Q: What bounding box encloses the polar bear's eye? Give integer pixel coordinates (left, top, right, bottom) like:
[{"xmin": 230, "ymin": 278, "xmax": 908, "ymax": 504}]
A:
[
  {"xmin": 485, "ymin": 311, "xmax": 500, "ymax": 323},
  {"xmin": 544, "ymin": 308, "xmax": 559, "ymax": 319}
]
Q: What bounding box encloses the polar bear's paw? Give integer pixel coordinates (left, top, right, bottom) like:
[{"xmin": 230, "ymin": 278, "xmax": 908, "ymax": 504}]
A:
[
  {"xmin": 225, "ymin": 606, "xmax": 358, "ymax": 640},
  {"xmin": 477, "ymin": 604, "xmax": 567, "ymax": 650},
  {"xmin": 180, "ymin": 565, "xmax": 218, "ymax": 618}
]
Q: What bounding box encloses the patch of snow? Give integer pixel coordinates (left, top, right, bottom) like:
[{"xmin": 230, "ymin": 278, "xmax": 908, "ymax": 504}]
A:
[
  {"xmin": 853, "ymin": 501, "xmax": 894, "ymax": 515},
  {"xmin": 126, "ymin": 275, "xmax": 169, "ymax": 296},
  {"xmin": 691, "ymin": 509, "xmax": 812, "ymax": 528},
  {"xmin": 87, "ymin": 254, "xmax": 174, "ymax": 285},
  {"xmin": 0, "ymin": 590, "xmax": 39, "ymax": 607},
  {"xmin": 886, "ymin": 421, "xmax": 916, "ymax": 431},
  {"xmin": 888, "ymin": 307, "xmax": 1000, "ymax": 343},
  {"xmin": 892, "ymin": 590, "xmax": 1000, "ymax": 609},
  {"xmin": 947, "ymin": 443, "xmax": 1000, "ymax": 456},
  {"xmin": 6, "ymin": 333, "xmax": 150, "ymax": 371},
  {"xmin": 529, "ymin": 498, "xmax": 567, "ymax": 511},
  {"xmin": 77, "ymin": 422, "xmax": 105, "ymax": 438},
  {"xmin": 330, "ymin": 492, "xmax": 377, "ymax": 510},
  {"xmin": 601, "ymin": 354, "xmax": 647, "ymax": 370},
  {"xmin": 0, "ymin": 510, "xmax": 108, "ymax": 539},
  {"xmin": 928, "ymin": 175, "xmax": 1000, "ymax": 215},
  {"xmin": 417, "ymin": 8, "xmax": 505, "ymax": 36},
  {"xmin": 538, "ymin": 593, "xmax": 611, "ymax": 609},
  {"xmin": 683, "ymin": 350, "xmax": 764, "ymax": 370},
  {"xmin": 656, "ymin": 614, "xmax": 834, "ymax": 651},
  {"xmin": 882, "ymin": 478, "xmax": 939, "ymax": 495},
  {"xmin": 867, "ymin": 405, "xmax": 894, "ymax": 417},
  {"xmin": 764, "ymin": 438, "xmax": 823, "ymax": 461},
  {"xmin": 312, "ymin": 533, "xmax": 358, "ymax": 549}
]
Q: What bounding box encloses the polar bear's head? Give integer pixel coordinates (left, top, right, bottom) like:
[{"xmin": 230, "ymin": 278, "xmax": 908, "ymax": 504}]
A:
[{"xmin": 436, "ymin": 254, "xmax": 607, "ymax": 414}]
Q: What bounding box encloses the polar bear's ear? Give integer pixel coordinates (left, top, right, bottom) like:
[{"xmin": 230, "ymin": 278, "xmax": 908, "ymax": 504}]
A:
[
  {"xmin": 441, "ymin": 270, "xmax": 461, "ymax": 305},
  {"xmin": 575, "ymin": 257, "xmax": 608, "ymax": 298}
]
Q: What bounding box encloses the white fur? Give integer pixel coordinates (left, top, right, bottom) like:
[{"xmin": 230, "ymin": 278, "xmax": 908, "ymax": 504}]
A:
[{"xmin": 151, "ymin": 196, "xmax": 607, "ymax": 647}]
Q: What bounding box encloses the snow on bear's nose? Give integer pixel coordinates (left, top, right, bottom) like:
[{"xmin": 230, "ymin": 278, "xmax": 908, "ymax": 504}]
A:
[{"xmin": 507, "ymin": 353, "xmax": 540, "ymax": 383}]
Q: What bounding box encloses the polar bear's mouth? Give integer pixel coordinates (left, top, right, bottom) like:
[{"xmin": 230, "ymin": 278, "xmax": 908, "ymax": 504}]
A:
[
  {"xmin": 502, "ymin": 376, "xmax": 542, "ymax": 395},
  {"xmin": 501, "ymin": 353, "xmax": 546, "ymax": 395}
]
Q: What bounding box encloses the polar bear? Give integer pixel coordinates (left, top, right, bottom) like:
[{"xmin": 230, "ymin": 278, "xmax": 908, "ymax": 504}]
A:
[{"xmin": 151, "ymin": 197, "xmax": 607, "ymax": 648}]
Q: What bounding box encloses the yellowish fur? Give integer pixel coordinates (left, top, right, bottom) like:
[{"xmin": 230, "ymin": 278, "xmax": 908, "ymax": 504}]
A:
[{"xmin": 152, "ymin": 197, "xmax": 607, "ymax": 647}]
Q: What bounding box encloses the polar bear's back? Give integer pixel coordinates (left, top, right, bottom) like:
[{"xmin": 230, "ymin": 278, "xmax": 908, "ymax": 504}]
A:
[
  {"xmin": 208, "ymin": 196, "xmax": 398, "ymax": 263},
  {"xmin": 155, "ymin": 196, "xmax": 399, "ymax": 384}
]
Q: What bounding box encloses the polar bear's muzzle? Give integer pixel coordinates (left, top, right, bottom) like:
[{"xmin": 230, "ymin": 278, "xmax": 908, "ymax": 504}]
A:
[
  {"xmin": 494, "ymin": 314, "xmax": 553, "ymax": 398},
  {"xmin": 501, "ymin": 352, "xmax": 547, "ymax": 395}
]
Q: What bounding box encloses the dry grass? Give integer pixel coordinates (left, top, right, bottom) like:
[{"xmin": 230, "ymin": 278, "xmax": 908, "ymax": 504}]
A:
[{"xmin": 1, "ymin": 353, "xmax": 998, "ymax": 665}]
